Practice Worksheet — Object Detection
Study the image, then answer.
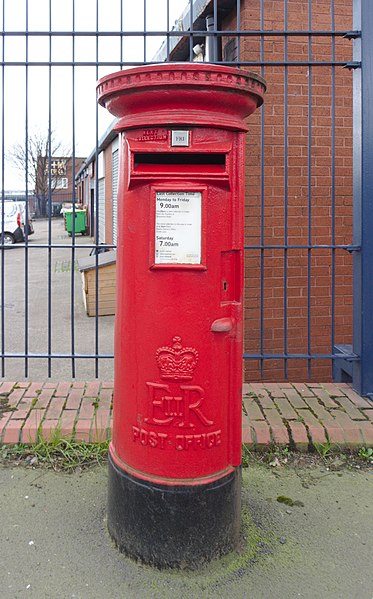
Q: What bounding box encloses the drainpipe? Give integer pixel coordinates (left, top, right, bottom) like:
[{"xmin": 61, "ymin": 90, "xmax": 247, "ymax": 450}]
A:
[{"xmin": 205, "ymin": 14, "xmax": 222, "ymax": 63}]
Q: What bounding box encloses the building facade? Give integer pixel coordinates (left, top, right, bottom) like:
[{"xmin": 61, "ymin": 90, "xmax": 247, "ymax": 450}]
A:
[{"xmin": 34, "ymin": 155, "xmax": 86, "ymax": 217}]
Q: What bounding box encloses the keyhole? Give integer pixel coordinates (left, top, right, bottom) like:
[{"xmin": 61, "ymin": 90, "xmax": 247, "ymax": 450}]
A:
[{"xmin": 223, "ymin": 281, "xmax": 228, "ymax": 291}]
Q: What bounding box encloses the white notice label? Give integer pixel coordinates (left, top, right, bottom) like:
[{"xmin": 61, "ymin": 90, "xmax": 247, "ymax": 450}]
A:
[{"xmin": 155, "ymin": 191, "xmax": 202, "ymax": 264}]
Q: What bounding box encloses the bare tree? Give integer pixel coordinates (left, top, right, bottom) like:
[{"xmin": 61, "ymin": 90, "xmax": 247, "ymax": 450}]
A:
[{"xmin": 9, "ymin": 130, "xmax": 71, "ymax": 217}]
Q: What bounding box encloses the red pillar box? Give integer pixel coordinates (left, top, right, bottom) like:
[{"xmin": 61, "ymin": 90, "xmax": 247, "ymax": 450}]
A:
[{"xmin": 97, "ymin": 64, "xmax": 265, "ymax": 568}]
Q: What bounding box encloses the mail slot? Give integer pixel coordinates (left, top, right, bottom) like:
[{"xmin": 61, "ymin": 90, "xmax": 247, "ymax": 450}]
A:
[{"xmin": 97, "ymin": 63, "xmax": 266, "ymax": 568}]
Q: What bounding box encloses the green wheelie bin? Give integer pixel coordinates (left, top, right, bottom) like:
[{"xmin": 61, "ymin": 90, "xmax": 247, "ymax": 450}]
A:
[{"xmin": 65, "ymin": 209, "xmax": 87, "ymax": 236}]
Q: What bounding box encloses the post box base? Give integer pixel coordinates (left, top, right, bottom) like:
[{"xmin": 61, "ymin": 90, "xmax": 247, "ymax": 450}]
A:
[{"xmin": 107, "ymin": 453, "xmax": 241, "ymax": 569}]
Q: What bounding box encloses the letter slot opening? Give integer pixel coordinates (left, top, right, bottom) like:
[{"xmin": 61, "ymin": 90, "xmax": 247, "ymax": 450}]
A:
[
  {"xmin": 133, "ymin": 152, "xmax": 226, "ymax": 174},
  {"xmin": 135, "ymin": 153, "xmax": 225, "ymax": 165}
]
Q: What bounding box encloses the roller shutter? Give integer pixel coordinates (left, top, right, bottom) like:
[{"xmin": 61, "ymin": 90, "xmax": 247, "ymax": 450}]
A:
[
  {"xmin": 98, "ymin": 178, "xmax": 105, "ymax": 244},
  {"xmin": 112, "ymin": 149, "xmax": 119, "ymax": 246}
]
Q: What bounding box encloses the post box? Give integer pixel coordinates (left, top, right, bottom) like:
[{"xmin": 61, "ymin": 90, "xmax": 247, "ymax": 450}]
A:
[{"xmin": 97, "ymin": 63, "xmax": 266, "ymax": 568}]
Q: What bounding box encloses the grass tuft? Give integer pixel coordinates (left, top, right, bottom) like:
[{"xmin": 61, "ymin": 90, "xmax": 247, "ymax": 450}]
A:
[
  {"xmin": 358, "ymin": 446, "xmax": 373, "ymax": 462},
  {"xmin": 1, "ymin": 428, "xmax": 109, "ymax": 472}
]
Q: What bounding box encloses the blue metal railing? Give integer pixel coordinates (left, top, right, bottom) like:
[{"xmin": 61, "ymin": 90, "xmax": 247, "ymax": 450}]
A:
[{"xmin": 0, "ymin": 0, "xmax": 361, "ymax": 387}]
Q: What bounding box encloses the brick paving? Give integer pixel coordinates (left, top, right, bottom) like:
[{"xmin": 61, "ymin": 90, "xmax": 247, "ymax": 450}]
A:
[{"xmin": 0, "ymin": 381, "xmax": 372, "ymax": 450}]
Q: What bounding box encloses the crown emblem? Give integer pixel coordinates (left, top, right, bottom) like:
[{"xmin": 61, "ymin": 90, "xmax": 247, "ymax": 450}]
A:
[{"xmin": 156, "ymin": 336, "xmax": 198, "ymax": 381}]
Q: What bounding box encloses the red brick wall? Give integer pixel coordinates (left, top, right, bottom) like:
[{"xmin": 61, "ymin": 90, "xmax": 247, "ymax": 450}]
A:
[{"xmin": 222, "ymin": 0, "xmax": 353, "ymax": 381}]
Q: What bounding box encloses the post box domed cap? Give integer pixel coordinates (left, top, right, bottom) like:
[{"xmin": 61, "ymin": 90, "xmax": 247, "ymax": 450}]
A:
[{"xmin": 97, "ymin": 63, "xmax": 266, "ymax": 131}]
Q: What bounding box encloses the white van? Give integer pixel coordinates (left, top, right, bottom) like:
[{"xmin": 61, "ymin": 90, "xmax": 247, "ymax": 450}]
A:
[
  {"xmin": 0, "ymin": 200, "xmax": 34, "ymax": 245},
  {"xmin": 16, "ymin": 201, "xmax": 34, "ymax": 239}
]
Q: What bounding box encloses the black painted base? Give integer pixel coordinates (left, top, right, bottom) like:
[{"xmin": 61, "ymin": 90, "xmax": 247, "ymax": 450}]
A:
[{"xmin": 107, "ymin": 452, "xmax": 241, "ymax": 569}]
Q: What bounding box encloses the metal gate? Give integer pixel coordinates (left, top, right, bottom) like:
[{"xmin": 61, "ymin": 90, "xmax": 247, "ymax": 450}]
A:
[{"xmin": 0, "ymin": 0, "xmax": 370, "ymax": 394}]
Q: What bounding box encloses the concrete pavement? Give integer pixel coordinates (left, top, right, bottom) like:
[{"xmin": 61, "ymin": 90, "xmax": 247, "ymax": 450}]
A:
[
  {"xmin": 0, "ymin": 461, "xmax": 372, "ymax": 598},
  {"xmin": 1, "ymin": 218, "xmax": 114, "ymax": 382}
]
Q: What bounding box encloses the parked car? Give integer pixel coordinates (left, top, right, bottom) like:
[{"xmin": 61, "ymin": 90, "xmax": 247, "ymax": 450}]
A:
[{"xmin": 0, "ymin": 200, "xmax": 34, "ymax": 245}]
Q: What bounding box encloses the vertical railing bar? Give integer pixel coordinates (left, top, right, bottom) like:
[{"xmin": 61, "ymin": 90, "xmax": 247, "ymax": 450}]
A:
[
  {"xmin": 24, "ymin": 0, "xmax": 29, "ymax": 377},
  {"xmin": 166, "ymin": 0, "xmax": 170, "ymax": 61},
  {"xmin": 351, "ymin": 0, "xmax": 361, "ymax": 392},
  {"xmin": 283, "ymin": 0, "xmax": 289, "ymax": 380},
  {"xmin": 47, "ymin": 0, "xmax": 53, "ymax": 377},
  {"xmin": 95, "ymin": 0, "xmax": 99, "ymax": 378},
  {"xmin": 307, "ymin": 0, "xmax": 312, "ymax": 379},
  {"xmin": 213, "ymin": 0, "xmax": 218, "ymax": 62},
  {"xmin": 120, "ymin": 0, "xmax": 123, "ymax": 67},
  {"xmin": 236, "ymin": 0, "xmax": 241, "ymax": 62},
  {"xmin": 352, "ymin": 0, "xmax": 373, "ymax": 396},
  {"xmin": 259, "ymin": 0, "xmax": 265, "ymax": 379},
  {"xmin": 1, "ymin": 0, "xmax": 5, "ymax": 376},
  {"xmin": 189, "ymin": 0, "xmax": 193, "ymax": 62},
  {"xmin": 143, "ymin": 0, "xmax": 146, "ymax": 62},
  {"xmin": 330, "ymin": 0, "xmax": 336, "ymax": 365},
  {"xmin": 71, "ymin": 0, "xmax": 76, "ymax": 378}
]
